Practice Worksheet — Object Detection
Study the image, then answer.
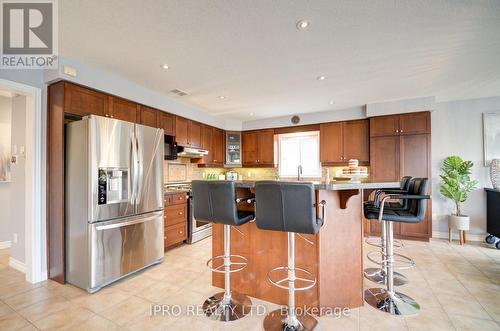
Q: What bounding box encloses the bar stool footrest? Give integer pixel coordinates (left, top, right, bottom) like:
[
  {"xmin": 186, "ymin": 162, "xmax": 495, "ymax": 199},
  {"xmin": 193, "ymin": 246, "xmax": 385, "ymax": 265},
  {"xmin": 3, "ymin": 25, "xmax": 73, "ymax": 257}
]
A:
[
  {"xmin": 206, "ymin": 254, "xmax": 248, "ymax": 273},
  {"xmin": 366, "ymin": 251, "xmax": 416, "ymax": 270},
  {"xmin": 365, "ymin": 237, "xmax": 404, "ymax": 249},
  {"xmin": 267, "ymin": 266, "xmax": 317, "ymax": 291}
]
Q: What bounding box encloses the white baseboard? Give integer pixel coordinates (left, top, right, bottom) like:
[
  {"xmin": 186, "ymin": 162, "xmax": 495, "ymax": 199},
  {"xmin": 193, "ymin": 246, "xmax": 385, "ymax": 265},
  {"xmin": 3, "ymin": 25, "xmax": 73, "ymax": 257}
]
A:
[
  {"xmin": 0, "ymin": 241, "xmax": 11, "ymax": 249},
  {"xmin": 9, "ymin": 257, "xmax": 26, "ymax": 274},
  {"xmin": 432, "ymin": 231, "xmax": 486, "ymax": 242}
]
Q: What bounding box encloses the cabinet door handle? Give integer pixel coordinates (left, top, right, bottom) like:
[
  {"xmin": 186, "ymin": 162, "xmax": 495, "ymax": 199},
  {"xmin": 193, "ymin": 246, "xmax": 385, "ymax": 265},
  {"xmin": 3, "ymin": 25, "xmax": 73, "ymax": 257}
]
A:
[
  {"xmin": 395, "ymin": 130, "xmax": 400, "ymax": 133},
  {"xmin": 179, "ymin": 230, "xmax": 183, "ymax": 234},
  {"xmin": 178, "ymin": 211, "xmax": 183, "ymax": 215},
  {"xmin": 164, "ymin": 236, "xmax": 167, "ymax": 240},
  {"xmin": 400, "ymin": 129, "xmax": 404, "ymax": 133}
]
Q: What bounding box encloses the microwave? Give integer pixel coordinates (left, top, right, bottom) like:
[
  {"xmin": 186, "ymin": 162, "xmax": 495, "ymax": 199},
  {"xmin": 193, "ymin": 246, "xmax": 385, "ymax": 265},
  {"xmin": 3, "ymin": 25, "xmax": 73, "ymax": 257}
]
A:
[{"xmin": 164, "ymin": 135, "xmax": 178, "ymax": 160}]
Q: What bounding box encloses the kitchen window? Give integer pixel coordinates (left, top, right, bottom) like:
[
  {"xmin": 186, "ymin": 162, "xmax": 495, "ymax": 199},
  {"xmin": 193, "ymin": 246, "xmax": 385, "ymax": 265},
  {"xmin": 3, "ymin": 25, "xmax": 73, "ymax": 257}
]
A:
[{"xmin": 278, "ymin": 131, "xmax": 321, "ymax": 178}]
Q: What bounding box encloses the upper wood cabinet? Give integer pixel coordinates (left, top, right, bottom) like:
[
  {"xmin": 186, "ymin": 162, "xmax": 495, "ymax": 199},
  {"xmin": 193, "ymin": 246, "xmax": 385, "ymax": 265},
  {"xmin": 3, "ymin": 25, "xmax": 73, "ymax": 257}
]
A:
[
  {"xmin": 212, "ymin": 128, "xmax": 225, "ymax": 165},
  {"xmin": 159, "ymin": 112, "xmax": 175, "ymax": 136},
  {"xmin": 64, "ymin": 83, "xmax": 107, "ymax": 117},
  {"xmin": 320, "ymin": 122, "xmax": 343, "ymax": 163},
  {"xmin": 242, "ymin": 129, "xmax": 275, "ymax": 166},
  {"xmin": 370, "ymin": 136, "xmax": 400, "ymax": 182},
  {"xmin": 199, "ymin": 125, "xmax": 213, "ymax": 164},
  {"xmin": 343, "ymin": 120, "xmax": 370, "ymax": 162},
  {"xmin": 370, "ymin": 111, "xmax": 430, "ymax": 137},
  {"xmin": 320, "ymin": 119, "xmax": 369, "ymax": 164},
  {"xmin": 108, "ymin": 96, "xmax": 138, "ymax": 122},
  {"xmin": 139, "ymin": 106, "xmax": 159, "ymax": 128},
  {"xmin": 175, "ymin": 117, "xmax": 202, "ymax": 147},
  {"xmin": 242, "ymin": 131, "xmax": 258, "ymax": 165},
  {"xmin": 188, "ymin": 121, "xmax": 202, "ymax": 148},
  {"xmin": 175, "ymin": 117, "xmax": 189, "ymax": 146}
]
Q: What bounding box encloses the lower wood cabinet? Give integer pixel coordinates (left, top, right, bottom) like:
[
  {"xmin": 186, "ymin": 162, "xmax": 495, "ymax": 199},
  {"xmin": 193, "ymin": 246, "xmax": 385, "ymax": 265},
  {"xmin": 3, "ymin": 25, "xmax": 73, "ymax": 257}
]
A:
[{"xmin": 164, "ymin": 192, "xmax": 188, "ymax": 250}]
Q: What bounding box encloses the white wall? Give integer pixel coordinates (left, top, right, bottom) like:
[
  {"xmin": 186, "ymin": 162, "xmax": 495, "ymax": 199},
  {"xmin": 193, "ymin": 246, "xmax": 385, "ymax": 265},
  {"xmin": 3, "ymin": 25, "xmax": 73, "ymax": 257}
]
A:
[
  {"xmin": 9, "ymin": 95, "xmax": 27, "ymax": 262},
  {"xmin": 243, "ymin": 106, "xmax": 366, "ymax": 130},
  {"xmin": 0, "ymin": 95, "xmax": 12, "ymax": 244},
  {"xmin": 431, "ymin": 96, "xmax": 500, "ymax": 237}
]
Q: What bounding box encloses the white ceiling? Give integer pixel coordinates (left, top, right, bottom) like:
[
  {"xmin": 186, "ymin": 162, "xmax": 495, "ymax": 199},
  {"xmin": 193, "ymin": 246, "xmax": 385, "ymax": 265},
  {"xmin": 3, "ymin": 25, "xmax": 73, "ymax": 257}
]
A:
[{"xmin": 59, "ymin": 0, "xmax": 500, "ymax": 121}]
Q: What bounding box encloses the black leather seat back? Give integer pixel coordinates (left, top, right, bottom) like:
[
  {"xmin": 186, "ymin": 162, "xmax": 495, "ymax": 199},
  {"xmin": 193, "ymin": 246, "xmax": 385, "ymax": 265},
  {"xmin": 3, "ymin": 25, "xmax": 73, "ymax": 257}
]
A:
[
  {"xmin": 401, "ymin": 176, "xmax": 413, "ymax": 190},
  {"xmin": 191, "ymin": 180, "xmax": 240, "ymax": 225},
  {"xmin": 255, "ymin": 181, "xmax": 322, "ymax": 235},
  {"xmin": 408, "ymin": 178, "xmax": 429, "ymax": 221}
]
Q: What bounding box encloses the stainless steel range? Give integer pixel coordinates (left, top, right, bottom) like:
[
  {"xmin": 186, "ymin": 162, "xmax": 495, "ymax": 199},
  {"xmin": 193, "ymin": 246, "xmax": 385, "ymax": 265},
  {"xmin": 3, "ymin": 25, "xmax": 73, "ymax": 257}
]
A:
[{"xmin": 165, "ymin": 182, "xmax": 212, "ymax": 243}]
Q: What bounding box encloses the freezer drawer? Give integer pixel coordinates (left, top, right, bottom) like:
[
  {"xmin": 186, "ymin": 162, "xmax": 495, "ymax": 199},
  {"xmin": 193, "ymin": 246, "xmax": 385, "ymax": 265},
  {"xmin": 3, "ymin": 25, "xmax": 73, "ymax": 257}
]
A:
[{"xmin": 89, "ymin": 211, "xmax": 164, "ymax": 291}]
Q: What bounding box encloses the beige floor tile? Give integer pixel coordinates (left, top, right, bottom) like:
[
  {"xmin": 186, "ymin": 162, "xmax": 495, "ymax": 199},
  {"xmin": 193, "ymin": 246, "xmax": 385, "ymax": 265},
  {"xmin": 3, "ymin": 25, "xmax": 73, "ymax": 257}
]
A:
[
  {"xmin": 126, "ymin": 312, "xmax": 179, "ymax": 331},
  {"xmin": 404, "ymin": 306, "xmax": 455, "ymax": 331},
  {"xmin": 134, "ymin": 279, "xmax": 183, "ymax": 303},
  {"xmin": 0, "ymin": 301, "xmax": 14, "ymax": 318},
  {"xmin": 99, "ymin": 294, "xmax": 153, "ymax": 326},
  {"xmin": 319, "ymin": 308, "xmax": 359, "ymax": 331},
  {"xmin": 359, "ymin": 306, "xmax": 408, "ymax": 331},
  {"xmin": 17, "ymin": 295, "xmax": 71, "ymax": 322},
  {"xmin": 4, "ymin": 286, "xmax": 58, "ymax": 310},
  {"xmin": 43, "ymin": 280, "xmax": 87, "ymax": 300},
  {"xmin": 113, "ymin": 272, "xmax": 158, "ymax": 295},
  {"xmin": 33, "ymin": 306, "xmax": 95, "ymax": 331},
  {"xmin": 0, "ymin": 311, "xmax": 30, "ymax": 330},
  {"xmin": 70, "ymin": 288, "xmax": 131, "ymax": 313},
  {"xmin": 449, "ymin": 314, "xmax": 500, "ymax": 331},
  {"xmin": 72, "ymin": 314, "xmax": 121, "ymax": 331},
  {"xmin": 437, "ymin": 293, "xmax": 493, "ymax": 320},
  {"xmin": 0, "ymin": 280, "xmax": 43, "ymax": 300}
]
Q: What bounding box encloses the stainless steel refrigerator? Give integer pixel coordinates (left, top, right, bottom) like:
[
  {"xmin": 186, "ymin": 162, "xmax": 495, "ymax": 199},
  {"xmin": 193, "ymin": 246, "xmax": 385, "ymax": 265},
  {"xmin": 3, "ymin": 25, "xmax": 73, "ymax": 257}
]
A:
[{"xmin": 65, "ymin": 115, "xmax": 164, "ymax": 292}]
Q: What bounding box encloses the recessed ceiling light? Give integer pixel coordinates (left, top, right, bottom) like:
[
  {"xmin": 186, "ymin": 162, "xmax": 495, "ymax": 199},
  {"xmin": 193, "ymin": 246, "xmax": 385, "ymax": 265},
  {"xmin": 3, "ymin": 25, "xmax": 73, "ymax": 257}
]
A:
[
  {"xmin": 218, "ymin": 95, "xmax": 226, "ymax": 100},
  {"xmin": 329, "ymin": 100, "xmax": 335, "ymax": 105},
  {"xmin": 296, "ymin": 20, "xmax": 310, "ymax": 29},
  {"xmin": 250, "ymin": 112, "xmax": 254, "ymax": 116},
  {"xmin": 161, "ymin": 64, "xmax": 169, "ymax": 69},
  {"xmin": 317, "ymin": 75, "xmax": 326, "ymax": 81}
]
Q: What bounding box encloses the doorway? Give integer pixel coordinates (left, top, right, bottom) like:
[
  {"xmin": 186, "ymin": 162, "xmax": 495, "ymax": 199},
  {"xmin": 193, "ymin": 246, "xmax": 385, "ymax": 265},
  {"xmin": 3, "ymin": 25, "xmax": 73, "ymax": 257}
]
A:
[{"xmin": 0, "ymin": 78, "xmax": 45, "ymax": 283}]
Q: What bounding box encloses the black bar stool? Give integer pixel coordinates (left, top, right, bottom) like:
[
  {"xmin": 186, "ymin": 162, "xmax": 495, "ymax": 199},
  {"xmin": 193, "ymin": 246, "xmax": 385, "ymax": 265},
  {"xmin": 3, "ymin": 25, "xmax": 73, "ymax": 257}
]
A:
[
  {"xmin": 363, "ymin": 178, "xmax": 430, "ymax": 315},
  {"xmin": 191, "ymin": 180, "xmax": 255, "ymax": 322},
  {"xmin": 255, "ymin": 181, "xmax": 326, "ymax": 331},
  {"xmin": 364, "ymin": 176, "xmax": 413, "ymax": 286}
]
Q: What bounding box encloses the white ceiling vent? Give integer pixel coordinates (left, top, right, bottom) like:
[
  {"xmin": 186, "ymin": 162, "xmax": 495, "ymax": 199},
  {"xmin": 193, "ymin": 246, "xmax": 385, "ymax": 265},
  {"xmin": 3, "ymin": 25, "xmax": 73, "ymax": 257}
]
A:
[{"xmin": 170, "ymin": 89, "xmax": 188, "ymax": 97}]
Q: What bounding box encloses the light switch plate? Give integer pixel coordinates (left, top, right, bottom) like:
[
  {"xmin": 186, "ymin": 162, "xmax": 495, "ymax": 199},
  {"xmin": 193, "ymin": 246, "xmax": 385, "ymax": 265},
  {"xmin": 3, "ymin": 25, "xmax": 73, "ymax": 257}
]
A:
[{"xmin": 63, "ymin": 65, "xmax": 77, "ymax": 77}]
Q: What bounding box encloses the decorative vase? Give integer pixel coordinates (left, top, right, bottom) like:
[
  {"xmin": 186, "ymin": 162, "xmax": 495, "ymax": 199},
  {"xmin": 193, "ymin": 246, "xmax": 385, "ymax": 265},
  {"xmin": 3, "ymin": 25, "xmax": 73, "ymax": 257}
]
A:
[{"xmin": 491, "ymin": 159, "xmax": 500, "ymax": 190}]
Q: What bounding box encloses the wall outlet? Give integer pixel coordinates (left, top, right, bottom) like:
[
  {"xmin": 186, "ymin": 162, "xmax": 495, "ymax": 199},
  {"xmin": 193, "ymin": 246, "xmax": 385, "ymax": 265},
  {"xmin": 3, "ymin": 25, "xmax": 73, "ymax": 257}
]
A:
[
  {"xmin": 13, "ymin": 233, "xmax": 18, "ymax": 244},
  {"xmin": 63, "ymin": 65, "xmax": 77, "ymax": 77}
]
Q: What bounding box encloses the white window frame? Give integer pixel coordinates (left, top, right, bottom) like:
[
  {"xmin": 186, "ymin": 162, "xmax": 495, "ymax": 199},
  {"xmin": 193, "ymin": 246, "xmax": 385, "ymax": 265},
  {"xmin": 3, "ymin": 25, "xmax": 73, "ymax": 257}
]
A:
[{"xmin": 278, "ymin": 131, "xmax": 321, "ymax": 179}]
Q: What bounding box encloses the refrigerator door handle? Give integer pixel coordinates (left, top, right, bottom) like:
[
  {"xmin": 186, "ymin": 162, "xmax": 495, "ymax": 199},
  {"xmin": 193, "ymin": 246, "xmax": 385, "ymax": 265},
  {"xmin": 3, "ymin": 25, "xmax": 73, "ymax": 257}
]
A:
[
  {"xmin": 95, "ymin": 212, "xmax": 161, "ymax": 231},
  {"xmin": 135, "ymin": 132, "xmax": 143, "ymax": 204},
  {"xmin": 130, "ymin": 133, "xmax": 138, "ymax": 207}
]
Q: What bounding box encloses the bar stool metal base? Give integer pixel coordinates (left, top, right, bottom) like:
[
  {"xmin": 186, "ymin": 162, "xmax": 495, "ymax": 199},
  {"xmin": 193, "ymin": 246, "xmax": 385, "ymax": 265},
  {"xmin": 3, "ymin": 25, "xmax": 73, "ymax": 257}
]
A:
[
  {"xmin": 263, "ymin": 308, "xmax": 318, "ymax": 331},
  {"xmin": 202, "ymin": 292, "xmax": 252, "ymax": 321},
  {"xmin": 364, "ymin": 268, "xmax": 408, "ymax": 286},
  {"xmin": 364, "ymin": 288, "xmax": 420, "ymax": 316}
]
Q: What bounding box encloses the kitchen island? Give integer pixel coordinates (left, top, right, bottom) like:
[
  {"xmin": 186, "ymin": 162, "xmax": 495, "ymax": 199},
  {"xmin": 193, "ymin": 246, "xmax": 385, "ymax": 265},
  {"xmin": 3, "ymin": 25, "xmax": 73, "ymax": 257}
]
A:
[{"xmin": 211, "ymin": 181, "xmax": 399, "ymax": 311}]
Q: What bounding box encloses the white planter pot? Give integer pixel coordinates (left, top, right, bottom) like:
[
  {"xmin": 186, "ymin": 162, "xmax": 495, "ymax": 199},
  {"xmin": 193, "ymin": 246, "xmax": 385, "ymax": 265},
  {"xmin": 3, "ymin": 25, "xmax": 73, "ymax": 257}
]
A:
[{"xmin": 448, "ymin": 214, "xmax": 470, "ymax": 231}]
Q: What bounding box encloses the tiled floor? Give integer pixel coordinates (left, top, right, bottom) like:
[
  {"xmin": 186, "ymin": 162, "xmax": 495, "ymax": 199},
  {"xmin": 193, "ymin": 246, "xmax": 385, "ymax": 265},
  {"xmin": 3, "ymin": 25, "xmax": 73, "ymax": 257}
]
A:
[{"xmin": 0, "ymin": 238, "xmax": 499, "ymax": 331}]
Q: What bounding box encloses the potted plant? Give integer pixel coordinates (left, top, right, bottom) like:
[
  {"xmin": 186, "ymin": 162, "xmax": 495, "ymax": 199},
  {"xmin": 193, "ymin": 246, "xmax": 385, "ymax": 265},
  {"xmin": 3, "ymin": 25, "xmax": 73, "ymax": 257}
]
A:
[{"xmin": 439, "ymin": 156, "xmax": 478, "ymax": 244}]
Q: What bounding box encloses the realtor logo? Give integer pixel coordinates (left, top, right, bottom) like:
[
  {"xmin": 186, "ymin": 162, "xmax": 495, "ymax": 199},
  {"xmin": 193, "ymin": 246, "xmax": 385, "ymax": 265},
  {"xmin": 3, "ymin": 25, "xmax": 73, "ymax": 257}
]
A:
[{"xmin": 1, "ymin": 0, "xmax": 58, "ymax": 69}]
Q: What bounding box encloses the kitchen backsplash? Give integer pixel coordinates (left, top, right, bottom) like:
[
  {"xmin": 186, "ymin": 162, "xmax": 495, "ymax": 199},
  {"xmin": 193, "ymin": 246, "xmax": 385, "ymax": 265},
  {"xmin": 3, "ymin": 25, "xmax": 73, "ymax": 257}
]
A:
[{"xmin": 164, "ymin": 159, "xmax": 370, "ymax": 183}]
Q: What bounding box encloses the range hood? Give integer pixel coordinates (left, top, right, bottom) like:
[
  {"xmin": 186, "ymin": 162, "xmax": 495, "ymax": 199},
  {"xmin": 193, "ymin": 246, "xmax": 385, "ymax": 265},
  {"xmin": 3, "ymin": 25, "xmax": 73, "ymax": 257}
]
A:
[{"xmin": 177, "ymin": 146, "xmax": 209, "ymax": 158}]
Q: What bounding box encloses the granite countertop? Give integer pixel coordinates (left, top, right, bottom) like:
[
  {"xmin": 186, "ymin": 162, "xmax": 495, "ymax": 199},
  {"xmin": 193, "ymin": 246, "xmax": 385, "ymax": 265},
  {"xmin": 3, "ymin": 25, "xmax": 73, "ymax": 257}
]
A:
[{"xmin": 232, "ymin": 180, "xmax": 400, "ymax": 191}]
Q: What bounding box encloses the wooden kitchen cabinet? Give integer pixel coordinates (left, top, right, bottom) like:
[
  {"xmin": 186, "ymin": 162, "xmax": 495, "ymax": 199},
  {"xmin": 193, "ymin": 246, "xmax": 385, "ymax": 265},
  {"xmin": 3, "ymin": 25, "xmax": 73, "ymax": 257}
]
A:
[
  {"xmin": 320, "ymin": 119, "xmax": 369, "ymax": 164},
  {"xmin": 212, "ymin": 128, "xmax": 225, "ymax": 165},
  {"xmin": 242, "ymin": 129, "xmax": 275, "ymax": 166},
  {"xmin": 257, "ymin": 130, "xmax": 275, "ymax": 164},
  {"xmin": 139, "ymin": 106, "xmax": 159, "ymax": 128},
  {"xmin": 159, "ymin": 112, "xmax": 175, "ymax": 136},
  {"xmin": 366, "ymin": 112, "xmax": 432, "ymax": 240},
  {"xmin": 175, "ymin": 117, "xmax": 189, "ymax": 146},
  {"xmin": 175, "ymin": 117, "xmax": 202, "ymax": 147},
  {"xmin": 164, "ymin": 192, "xmax": 188, "ymax": 250},
  {"xmin": 188, "ymin": 121, "xmax": 202, "ymax": 148},
  {"xmin": 242, "ymin": 131, "xmax": 258, "ymax": 165},
  {"xmin": 320, "ymin": 122, "xmax": 343, "ymax": 163},
  {"xmin": 200, "ymin": 124, "xmax": 213, "ymax": 164},
  {"xmin": 64, "ymin": 83, "xmax": 108, "ymax": 117},
  {"xmin": 370, "ymin": 111, "xmax": 430, "ymax": 137},
  {"xmin": 108, "ymin": 96, "xmax": 138, "ymax": 122},
  {"xmin": 343, "ymin": 120, "xmax": 370, "ymax": 162}
]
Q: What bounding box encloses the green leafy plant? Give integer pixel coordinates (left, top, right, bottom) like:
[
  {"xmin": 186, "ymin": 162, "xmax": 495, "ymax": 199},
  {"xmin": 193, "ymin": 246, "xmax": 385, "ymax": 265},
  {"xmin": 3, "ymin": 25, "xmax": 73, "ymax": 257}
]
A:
[{"xmin": 439, "ymin": 156, "xmax": 478, "ymax": 216}]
